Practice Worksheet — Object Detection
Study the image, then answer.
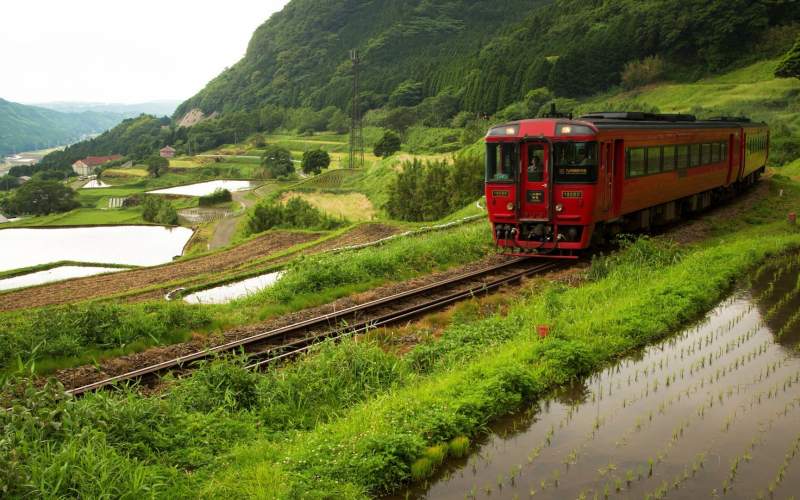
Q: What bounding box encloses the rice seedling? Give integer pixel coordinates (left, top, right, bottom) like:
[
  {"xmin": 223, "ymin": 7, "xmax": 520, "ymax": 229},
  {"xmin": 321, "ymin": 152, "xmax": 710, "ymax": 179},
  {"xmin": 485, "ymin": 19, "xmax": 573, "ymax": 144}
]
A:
[
  {"xmin": 445, "ymin": 436, "xmax": 470, "ymax": 459},
  {"xmin": 411, "ymin": 457, "xmax": 435, "ymax": 481}
]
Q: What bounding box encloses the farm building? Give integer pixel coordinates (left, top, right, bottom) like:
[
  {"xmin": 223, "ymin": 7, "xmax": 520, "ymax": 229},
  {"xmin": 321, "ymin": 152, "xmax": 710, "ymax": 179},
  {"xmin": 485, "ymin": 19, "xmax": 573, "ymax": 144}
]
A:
[
  {"xmin": 72, "ymin": 155, "xmax": 123, "ymax": 176},
  {"xmin": 160, "ymin": 146, "xmax": 176, "ymax": 158}
]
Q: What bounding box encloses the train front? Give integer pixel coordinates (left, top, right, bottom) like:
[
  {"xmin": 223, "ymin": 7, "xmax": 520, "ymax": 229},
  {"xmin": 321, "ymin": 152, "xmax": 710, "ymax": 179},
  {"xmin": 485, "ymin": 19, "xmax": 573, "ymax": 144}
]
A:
[{"xmin": 485, "ymin": 119, "xmax": 598, "ymax": 258}]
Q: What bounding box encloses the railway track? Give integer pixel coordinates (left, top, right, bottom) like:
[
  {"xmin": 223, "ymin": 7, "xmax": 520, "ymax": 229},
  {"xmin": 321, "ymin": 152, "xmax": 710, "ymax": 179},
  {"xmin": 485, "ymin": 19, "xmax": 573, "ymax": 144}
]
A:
[{"xmin": 66, "ymin": 257, "xmax": 567, "ymax": 397}]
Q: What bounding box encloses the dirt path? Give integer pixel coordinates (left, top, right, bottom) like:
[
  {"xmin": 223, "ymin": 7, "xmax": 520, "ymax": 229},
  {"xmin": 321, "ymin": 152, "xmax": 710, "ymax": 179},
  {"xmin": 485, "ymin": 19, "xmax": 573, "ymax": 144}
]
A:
[
  {"xmin": 209, "ymin": 191, "xmax": 257, "ymax": 250},
  {"xmin": 0, "ymin": 231, "xmax": 320, "ymax": 312}
]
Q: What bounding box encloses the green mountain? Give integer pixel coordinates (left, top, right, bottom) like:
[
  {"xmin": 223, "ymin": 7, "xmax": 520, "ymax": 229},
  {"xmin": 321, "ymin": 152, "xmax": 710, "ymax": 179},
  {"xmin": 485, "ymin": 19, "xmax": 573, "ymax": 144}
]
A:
[
  {"xmin": 0, "ymin": 99, "xmax": 123, "ymax": 156},
  {"xmin": 176, "ymin": 0, "xmax": 800, "ymax": 118}
]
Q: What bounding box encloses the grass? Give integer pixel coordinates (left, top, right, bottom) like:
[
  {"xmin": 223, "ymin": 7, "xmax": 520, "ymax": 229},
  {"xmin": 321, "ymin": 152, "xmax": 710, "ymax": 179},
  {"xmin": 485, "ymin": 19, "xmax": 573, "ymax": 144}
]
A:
[
  {"xmin": 103, "ymin": 167, "xmax": 149, "ymax": 178},
  {"xmin": 0, "ymin": 208, "xmax": 146, "ymax": 227},
  {"xmin": 0, "ymin": 260, "xmax": 136, "ymax": 281},
  {"xmin": 576, "ymin": 59, "xmax": 800, "ymax": 165},
  {"xmin": 279, "ymin": 191, "xmax": 377, "ymax": 221},
  {"xmin": 2, "ymin": 175, "xmax": 798, "ymax": 498}
]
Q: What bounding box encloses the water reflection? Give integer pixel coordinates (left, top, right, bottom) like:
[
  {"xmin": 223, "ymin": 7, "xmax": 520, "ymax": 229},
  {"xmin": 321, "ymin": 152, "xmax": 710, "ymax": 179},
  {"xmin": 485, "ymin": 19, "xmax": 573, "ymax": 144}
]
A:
[
  {"xmin": 183, "ymin": 271, "xmax": 284, "ymax": 304},
  {"xmin": 148, "ymin": 180, "xmax": 255, "ymax": 197},
  {"xmin": 0, "ymin": 226, "xmax": 193, "ymax": 272},
  {"xmin": 0, "ymin": 266, "xmax": 123, "ymax": 291},
  {"xmin": 396, "ymin": 257, "xmax": 800, "ymax": 500}
]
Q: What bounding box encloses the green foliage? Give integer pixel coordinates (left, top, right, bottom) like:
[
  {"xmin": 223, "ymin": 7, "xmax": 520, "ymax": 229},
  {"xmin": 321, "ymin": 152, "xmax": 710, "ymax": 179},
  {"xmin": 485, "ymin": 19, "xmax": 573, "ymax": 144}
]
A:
[
  {"xmin": 199, "ymin": 188, "xmax": 233, "ymax": 207},
  {"xmin": 622, "ymin": 55, "xmax": 667, "ymax": 90},
  {"xmin": 39, "ymin": 114, "xmax": 173, "ymax": 171},
  {"xmin": 0, "ymin": 98, "xmax": 122, "ymax": 157},
  {"xmin": 3, "ymin": 180, "xmax": 79, "ymax": 216},
  {"xmin": 389, "ymin": 80, "xmax": 424, "ymax": 107},
  {"xmin": 776, "ymin": 35, "xmax": 800, "ymax": 78},
  {"xmin": 145, "ymin": 155, "xmax": 169, "ymax": 177},
  {"xmin": 140, "ymin": 195, "xmax": 178, "ymax": 225},
  {"xmin": 260, "ymin": 145, "xmax": 295, "ymax": 178},
  {"xmin": 373, "ymin": 130, "xmax": 402, "ymax": 158},
  {"xmin": 0, "ymin": 301, "xmax": 210, "ymax": 369},
  {"xmin": 301, "ymin": 149, "xmax": 331, "ymax": 175},
  {"xmin": 385, "ymin": 155, "xmax": 483, "ymax": 221},
  {"xmin": 246, "ymin": 196, "xmax": 344, "ymax": 234}
]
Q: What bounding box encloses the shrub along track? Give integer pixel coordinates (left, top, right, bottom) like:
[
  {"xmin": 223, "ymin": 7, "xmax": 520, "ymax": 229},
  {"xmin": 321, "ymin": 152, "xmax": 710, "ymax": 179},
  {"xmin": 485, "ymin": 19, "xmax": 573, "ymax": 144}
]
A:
[
  {"xmin": 0, "ymin": 223, "xmax": 400, "ymax": 311},
  {"xmin": 54, "ymin": 255, "xmax": 568, "ymax": 395}
]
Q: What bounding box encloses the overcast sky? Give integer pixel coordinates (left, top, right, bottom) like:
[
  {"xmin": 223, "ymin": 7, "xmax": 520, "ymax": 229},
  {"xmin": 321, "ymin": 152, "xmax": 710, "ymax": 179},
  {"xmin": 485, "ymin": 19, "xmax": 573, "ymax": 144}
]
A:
[{"xmin": 0, "ymin": 0, "xmax": 290, "ymax": 104}]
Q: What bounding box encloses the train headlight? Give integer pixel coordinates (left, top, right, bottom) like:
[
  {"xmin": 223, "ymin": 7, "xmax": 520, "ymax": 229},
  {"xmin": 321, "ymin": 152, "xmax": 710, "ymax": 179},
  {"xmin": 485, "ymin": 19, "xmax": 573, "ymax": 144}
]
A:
[
  {"xmin": 555, "ymin": 203, "xmax": 564, "ymax": 213},
  {"xmin": 506, "ymin": 202, "xmax": 514, "ymax": 211}
]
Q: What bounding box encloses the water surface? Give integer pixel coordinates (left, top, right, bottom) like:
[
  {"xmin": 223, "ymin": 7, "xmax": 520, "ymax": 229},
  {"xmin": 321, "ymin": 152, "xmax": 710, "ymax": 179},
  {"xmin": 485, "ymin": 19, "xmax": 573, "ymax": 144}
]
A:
[
  {"xmin": 0, "ymin": 226, "xmax": 193, "ymax": 272},
  {"xmin": 183, "ymin": 271, "xmax": 284, "ymax": 304},
  {"xmin": 0, "ymin": 266, "xmax": 123, "ymax": 291},
  {"xmin": 148, "ymin": 180, "xmax": 255, "ymax": 197},
  {"xmin": 82, "ymin": 179, "xmax": 111, "ymax": 188},
  {"xmin": 399, "ymin": 254, "xmax": 800, "ymax": 499}
]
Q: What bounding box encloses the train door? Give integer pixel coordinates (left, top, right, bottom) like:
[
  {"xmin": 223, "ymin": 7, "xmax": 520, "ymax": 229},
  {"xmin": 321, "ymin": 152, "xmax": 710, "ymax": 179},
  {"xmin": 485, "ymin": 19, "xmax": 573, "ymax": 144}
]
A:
[
  {"xmin": 599, "ymin": 142, "xmax": 614, "ymax": 216},
  {"xmin": 520, "ymin": 142, "xmax": 550, "ymax": 220}
]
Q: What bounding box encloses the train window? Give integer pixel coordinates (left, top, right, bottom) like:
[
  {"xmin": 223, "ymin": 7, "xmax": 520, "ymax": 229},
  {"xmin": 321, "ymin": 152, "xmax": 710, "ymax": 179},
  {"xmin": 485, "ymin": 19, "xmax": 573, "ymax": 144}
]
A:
[
  {"xmin": 676, "ymin": 145, "xmax": 689, "ymax": 169},
  {"xmin": 527, "ymin": 144, "xmax": 545, "ymax": 182},
  {"xmin": 646, "ymin": 147, "xmax": 662, "ymax": 174},
  {"xmin": 711, "ymin": 143, "xmax": 721, "ymax": 163},
  {"xmin": 690, "ymin": 144, "xmax": 701, "ymax": 167},
  {"xmin": 662, "ymin": 146, "xmax": 676, "ymax": 171},
  {"xmin": 627, "ymin": 148, "xmax": 646, "ymax": 177},
  {"xmin": 554, "ymin": 141, "xmax": 597, "ymax": 183},
  {"xmin": 701, "ymin": 144, "xmax": 711, "ymax": 165},
  {"xmin": 721, "ymin": 142, "xmax": 728, "ymax": 161},
  {"xmin": 485, "ymin": 142, "xmax": 518, "ymax": 183}
]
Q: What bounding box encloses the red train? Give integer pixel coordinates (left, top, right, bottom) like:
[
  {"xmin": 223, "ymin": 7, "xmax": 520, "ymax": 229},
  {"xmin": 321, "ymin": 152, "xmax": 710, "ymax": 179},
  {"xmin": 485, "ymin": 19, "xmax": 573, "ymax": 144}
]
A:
[{"xmin": 484, "ymin": 112, "xmax": 769, "ymax": 257}]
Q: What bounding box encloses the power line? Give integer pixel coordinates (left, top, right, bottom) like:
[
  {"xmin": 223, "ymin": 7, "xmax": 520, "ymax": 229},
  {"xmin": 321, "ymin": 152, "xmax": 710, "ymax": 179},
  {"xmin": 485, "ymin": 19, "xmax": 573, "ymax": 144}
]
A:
[{"xmin": 348, "ymin": 49, "xmax": 364, "ymax": 169}]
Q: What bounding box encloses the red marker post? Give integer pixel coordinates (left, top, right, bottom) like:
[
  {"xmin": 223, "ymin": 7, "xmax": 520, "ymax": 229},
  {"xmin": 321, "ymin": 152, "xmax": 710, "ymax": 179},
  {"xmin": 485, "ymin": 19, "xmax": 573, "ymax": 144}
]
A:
[
  {"xmin": 537, "ymin": 324, "xmax": 550, "ymax": 339},
  {"xmin": 789, "ymin": 212, "xmax": 797, "ymax": 226}
]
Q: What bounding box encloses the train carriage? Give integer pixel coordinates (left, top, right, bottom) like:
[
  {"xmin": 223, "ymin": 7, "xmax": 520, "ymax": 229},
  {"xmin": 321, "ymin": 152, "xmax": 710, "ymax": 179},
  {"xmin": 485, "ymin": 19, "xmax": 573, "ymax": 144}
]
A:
[{"xmin": 485, "ymin": 112, "xmax": 769, "ymax": 257}]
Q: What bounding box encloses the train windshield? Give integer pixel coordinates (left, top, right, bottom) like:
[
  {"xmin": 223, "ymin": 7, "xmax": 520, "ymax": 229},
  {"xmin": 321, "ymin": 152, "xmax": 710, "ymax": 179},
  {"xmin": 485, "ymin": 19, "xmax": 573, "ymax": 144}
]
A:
[
  {"xmin": 486, "ymin": 143, "xmax": 518, "ymax": 183},
  {"xmin": 553, "ymin": 141, "xmax": 598, "ymax": 183}
]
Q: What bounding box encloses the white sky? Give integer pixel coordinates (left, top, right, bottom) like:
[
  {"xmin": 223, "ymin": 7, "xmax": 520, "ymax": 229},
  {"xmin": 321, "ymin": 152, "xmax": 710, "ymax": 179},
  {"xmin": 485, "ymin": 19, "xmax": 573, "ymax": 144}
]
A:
[{"xmin": 0, "ymin": 0, "xmax": 290, "ymax": 104}]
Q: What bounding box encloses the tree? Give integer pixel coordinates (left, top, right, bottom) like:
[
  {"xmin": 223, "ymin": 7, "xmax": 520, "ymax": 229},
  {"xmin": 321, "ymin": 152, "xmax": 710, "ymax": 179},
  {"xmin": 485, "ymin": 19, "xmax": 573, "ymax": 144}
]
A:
[
  {"xmin": 776, "ymin": 36, "xmax": 800, "ymax": 79},
  {"xmin": 373, "ymin": 131, "xmax": 402, "ymax": 158},
  {"xmin": 621, "ymin": 56, "xmax": 666, "ymax": 90},
  {"xmin": 261, "ymin": 145, "xmax": 294, "ymax": 178},
  {"xmin": 141, "ymin": 195, "xmax": 178, "ymax": 225},
  {"xmin": 301, "ymin": 149, "xmax": 331, "ymax": 175},
  {"xmin": 327, "ymin": 109, "xmax": 350, "ymax": 134},
  {"xmin": 8, "ymin": 180, "xmax": 79, "ymax": 215},
  {"xmin": 389, "ymin": 80, "xmax": 424, "ymax": 107},
  {"xmin": 146, "ymin": 155, "xmax": 169, "ymax": 177}
]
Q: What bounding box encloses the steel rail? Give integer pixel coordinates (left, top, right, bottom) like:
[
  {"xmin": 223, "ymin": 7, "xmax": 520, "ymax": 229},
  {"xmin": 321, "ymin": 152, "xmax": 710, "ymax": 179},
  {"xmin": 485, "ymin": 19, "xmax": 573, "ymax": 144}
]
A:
[{"xmin": 66, "ymin": 258, "xmax": 562, "ymax": 396}]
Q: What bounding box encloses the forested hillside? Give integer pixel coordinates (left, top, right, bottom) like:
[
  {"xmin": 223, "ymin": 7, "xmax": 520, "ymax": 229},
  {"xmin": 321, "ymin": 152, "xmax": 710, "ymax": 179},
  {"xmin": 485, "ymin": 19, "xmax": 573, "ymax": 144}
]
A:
[
  {"xmin": 177, "ymin": 0, "xmax": 800, "ymax": 117},
  {"xmin": 0, "ymin": 99, "xmax": 122, "ymax": 156}
]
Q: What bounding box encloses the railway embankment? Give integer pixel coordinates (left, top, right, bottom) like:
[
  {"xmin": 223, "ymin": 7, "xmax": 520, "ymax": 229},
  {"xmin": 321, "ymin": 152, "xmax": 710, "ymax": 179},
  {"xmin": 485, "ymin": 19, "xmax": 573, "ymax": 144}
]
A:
[{"xmin": 1, "ymin": 176, "xmax": 799, "ymax": 498}]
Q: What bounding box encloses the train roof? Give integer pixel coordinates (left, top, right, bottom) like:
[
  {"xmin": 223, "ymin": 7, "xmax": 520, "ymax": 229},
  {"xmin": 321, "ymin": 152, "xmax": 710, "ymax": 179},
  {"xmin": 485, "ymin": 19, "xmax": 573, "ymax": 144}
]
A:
[{"xmin": 579, "ymin": 112, "xmax": 767, "ymax": 130}]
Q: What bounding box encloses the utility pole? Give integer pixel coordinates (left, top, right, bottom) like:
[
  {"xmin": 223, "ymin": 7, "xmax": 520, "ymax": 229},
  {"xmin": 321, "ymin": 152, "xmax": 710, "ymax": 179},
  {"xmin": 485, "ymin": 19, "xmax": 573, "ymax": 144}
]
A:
[{"xmin": 348, "ymin": 49, "xmax": 364, "ymax": 169}]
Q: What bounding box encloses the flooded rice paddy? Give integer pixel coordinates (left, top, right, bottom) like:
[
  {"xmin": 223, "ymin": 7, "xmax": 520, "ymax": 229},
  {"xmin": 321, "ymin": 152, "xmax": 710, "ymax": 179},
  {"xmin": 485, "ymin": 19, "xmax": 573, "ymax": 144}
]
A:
[
  {"xmin": 0, "ymin": 265, "xmax": 123, "ymax": 291},
  {"xmin": 147, "ymin": 180, "xmax": 255, "ymax": 197},
  {"xmin": 183, "ymin": 270, "xmax": 284, "ymax": 304},
  {"xmin": 81, "ymin": 179, "xmax": 111, "ymax": 188},
  {"xmin": 403, "ymin": 253, "xmax": 800, "ymax": 499},
  {"xmin": 0, "ymin": 226, "xmax": 193, "ymax": 272}
]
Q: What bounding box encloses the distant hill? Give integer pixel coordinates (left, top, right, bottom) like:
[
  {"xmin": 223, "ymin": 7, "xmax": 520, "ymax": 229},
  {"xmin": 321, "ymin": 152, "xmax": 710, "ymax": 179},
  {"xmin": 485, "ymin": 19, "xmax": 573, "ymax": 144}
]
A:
[
  {"xmin": 0, "ymin": 99, "xmax": 123, "ymax": 156},
  {"xmin": 35, "ymin": 100, "xmax": 181, "ymax": 118},
  {"xmin": 176, "ymin": 0, "xmax": 800, "ymax": 118}
]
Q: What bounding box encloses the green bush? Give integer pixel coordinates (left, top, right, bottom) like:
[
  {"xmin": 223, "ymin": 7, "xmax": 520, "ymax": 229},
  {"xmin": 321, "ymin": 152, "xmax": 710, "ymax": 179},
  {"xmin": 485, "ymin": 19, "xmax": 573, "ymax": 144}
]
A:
[
  {"xmin": 246, "ymin": 196, "xmax": 345, "ymax": 234},
  {"xmin": 0, "ymin": 301, "xmax": 211, "ymax": 368},
  {"xmin": 198, "ymin": 188, "xmax": 233, "ymax": 207},
  {"xmin": 260, "ymin": 145, "xmax": 294, "ymax": 178},
  {"xmin": 621, "ymin": 55, "xmax": 666, "ymax": 90},
  {"xmin": 301, "ymin": 149, "xmax": 331, "ymax": 175},
  {"xmin": 140, "ymin": 195, "xmax": 178, "ymax": 225},
  {"xmin": 385, "ymin": 154, "xmax": 483, "ymax": 221},
  {"xmin": 373, "ymin": 130, "xmax": 402, "ymax": 158}
]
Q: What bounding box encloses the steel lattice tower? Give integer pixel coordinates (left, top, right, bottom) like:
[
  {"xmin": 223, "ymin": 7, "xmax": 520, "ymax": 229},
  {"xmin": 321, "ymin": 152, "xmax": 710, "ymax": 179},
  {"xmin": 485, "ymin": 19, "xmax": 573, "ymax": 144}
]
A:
[{"xmin": 348, "ymin": 49, "xmax": 365, "ymax": 169}]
